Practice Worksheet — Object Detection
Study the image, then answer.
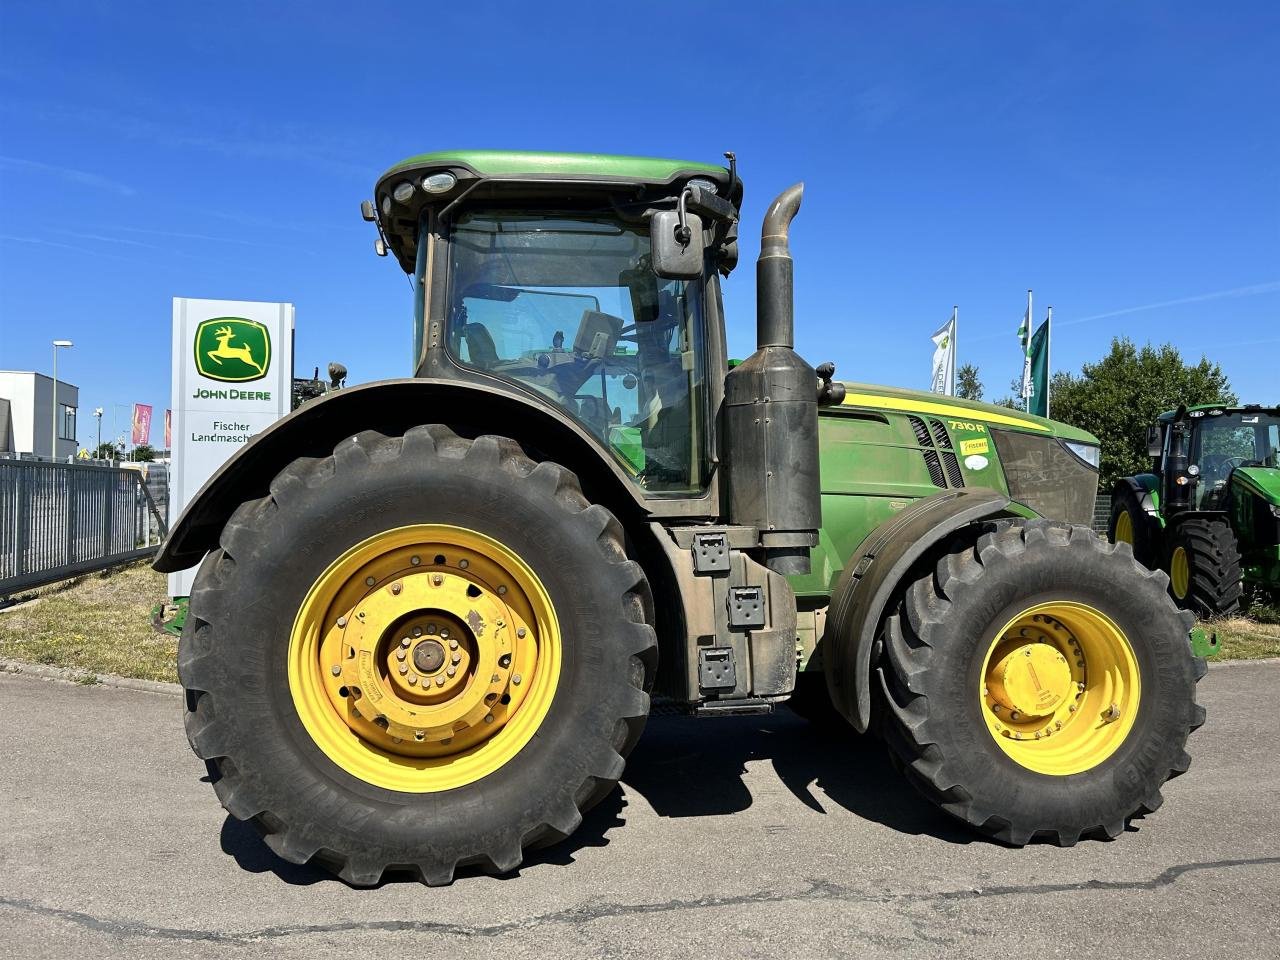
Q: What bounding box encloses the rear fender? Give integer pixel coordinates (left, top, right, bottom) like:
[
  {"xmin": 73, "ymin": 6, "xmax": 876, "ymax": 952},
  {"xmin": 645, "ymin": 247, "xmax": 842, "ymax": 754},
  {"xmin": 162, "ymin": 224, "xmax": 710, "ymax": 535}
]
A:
[
  {"xmin": 823, "ymin": 488, "xmax": 1011, "ymax": 733},
  {"xmin": 155, "ymin": 378, "xmax": 659, "ymax": 573}
]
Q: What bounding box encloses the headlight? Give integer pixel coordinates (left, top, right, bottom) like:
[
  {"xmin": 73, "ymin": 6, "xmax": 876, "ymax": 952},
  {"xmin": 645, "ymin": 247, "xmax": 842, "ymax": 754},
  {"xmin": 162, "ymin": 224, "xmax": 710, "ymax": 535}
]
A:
[
  {"xmin": 392, "ymin": 181, "xmax": 416, "ymax": 203},
  {"xmin": 1062, "ymin": 441, "xmax": 1101, "ymax": 470},
  {"xmin": 421, "ymin": 171, "xmax": 457, "ymax": 193},
  {"xmin": 1270, "ymin": 503, "xmax": 1280, "ymax": 519}
]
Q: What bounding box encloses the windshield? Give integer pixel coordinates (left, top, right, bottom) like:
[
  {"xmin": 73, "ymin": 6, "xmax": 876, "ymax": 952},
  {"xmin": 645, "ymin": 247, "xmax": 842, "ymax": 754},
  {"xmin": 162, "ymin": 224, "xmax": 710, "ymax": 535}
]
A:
[
  {"xmin": 438, "ymin": 210, "xmax": 710, "ymax": 493},
  {"xmin": 1190, "ymin": 411, "xmax": 1280, "ymax": 505}
]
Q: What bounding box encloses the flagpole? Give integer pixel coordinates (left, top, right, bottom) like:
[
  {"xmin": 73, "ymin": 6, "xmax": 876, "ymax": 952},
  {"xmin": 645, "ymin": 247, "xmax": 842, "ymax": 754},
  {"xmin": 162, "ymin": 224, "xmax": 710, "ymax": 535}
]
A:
[
  {"xmin": 950, "ymin": 305, "xmax": 958, "ymax": 396},
  {"xmin": 1023, "ymin": 289, "xmax": 1033, "ymax": 408},
  {"xmin": 1045, "ymin": 305, "xmax": 1052, "ymax": 419}
]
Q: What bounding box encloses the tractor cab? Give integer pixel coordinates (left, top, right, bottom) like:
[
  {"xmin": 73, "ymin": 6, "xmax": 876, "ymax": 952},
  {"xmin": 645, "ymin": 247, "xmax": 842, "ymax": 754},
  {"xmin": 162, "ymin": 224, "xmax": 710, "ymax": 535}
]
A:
[
  {"xmin": 1153, "ymin": 405, "xmax": 1280, "ymax": 512},
  {"xmin": 369, "ymin": 151, "xmax": 744, "ymax": 495}
]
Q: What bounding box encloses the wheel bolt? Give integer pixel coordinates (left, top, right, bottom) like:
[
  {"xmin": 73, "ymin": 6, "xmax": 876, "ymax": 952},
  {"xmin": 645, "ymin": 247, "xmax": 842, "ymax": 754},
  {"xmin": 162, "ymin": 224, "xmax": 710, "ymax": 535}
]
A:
[
  {"xmin": 336, "ymin": 616, "xmax": 347, "ymax": 628},
  {"xmin": 427, "ymin": 623, "xmax": 438, "ymax": 634},
  {"xmin": 412, "ymin": 627, "xmax": 422, "ymax": 637},
  {"xmin": 484, "ymin": 714, "xmax": 494, "ymax": 723},
  {"xmin": 451, "ymin": 653, "xmax": 461, "ymax": 664},
  {"xmin": 448, "ymin": 638, "xmax": 458, "ymax": 650},
  {"xmin": 431, "ymin": 574, "xmax": 443, "ymax": 586},
  {"xmin": 401, "ymin": 637, "xmax": 411, "ymax": 648},
  {"xmin": 365, "ymin": 576, "xmax": 376, "ymax": 586},
  {"xmin": 499, "ymin": 654, "xmax": 511, "ymax": 668},
  {"xmin": 512, "ymin": 674, "xmax": 522, "ymax": 685},
  {"xmin": 447, "ymin": 666, "xmax": 456, "ymax": 677},
  {"xmin": 498, "ymin": 585, "xmax": 507, "ymax": 596},
  {"xmin": 399, "ymin": 664, "xmax": 408, "ymax": 675},
  {"xmin": 330, "ymin": 664, "xmax": 342, "ymax": 676},
  {"xmin": 459, "ymin": 559, "xmax": 469, "ymax": 569},
  {"xmin": 411, "ymin": 555, "xmax": 421, "ymax": 566},
  {"xmin": 436, "ymin": 676, "xmax": 445, "ymax": 687},
  {"xmin": 407, "ymin": 675, "xmax": 417, "ymax": 686},
  {"xmin": 517, "ymin": 627, "xmax": 527, "ymax": 638},
  {"xmin": 391, "ymin": 582, "xmax": 402, "ymax": 595},
  {"xmin": 396, "ymin": 650, "xmax": 407, "ymax": 661},
  {"xmin": 1010, "ymin": 711, "xmax": 1022, "ymax": 721},
  {"xmin": 441, "ymin": 629, "xmax": 450, "ymax": 639}
]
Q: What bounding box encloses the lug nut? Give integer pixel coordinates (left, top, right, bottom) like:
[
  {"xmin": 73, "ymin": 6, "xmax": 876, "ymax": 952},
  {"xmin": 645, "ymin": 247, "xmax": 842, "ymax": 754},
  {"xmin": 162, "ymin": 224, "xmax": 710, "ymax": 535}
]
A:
[
  {"xmin": 1010, "ymin": 711, "xmax": 1022, "ymax": 721},
  {"xmin": 391, "ymin": 582, "xmax": 402, "ymax": 595},
  {"xmin": 431, "ymin": 574, "xmax": 443, "ymax": 586},
  {"xmin": 447, "ymin": 666, "xmax": 456, "ymax": 677},
  {"xmin": 484, "ymin": 714, "xmax": 494, "ymax": 723},
  {"xmin": 427, "ymin": 623, "xmax": 438, "ymax": 634},
  {"xmin": 401, "ymin": 637, "xmax": 411, "ymax": 649},
  {"xmin": 396, "ymin": 650, "xmax": 407, "ymax": 661},
  {"xmin": 451, "ymin": 653, "xmax": 461, "ymax": 665},
  {"xmin": 517, "ymin": 627, "xmax": 527, "ymax": 639},
  {"xmin": 436, "ymin": 676, "xmax": 446, "ymax": 687},
  {"xmin": 412, "ymin": 627, "xmax": 422, "ymax": 637},
  {"xmin": 441, "ymin": 629, "xmax": 450, "ymax": 639},
  {"xmin": 512, "ymin": 674, "xmax": 522, "ymax": 685},
  {"xmin": 336, "ymin": 616, "xmax": 347, "ymax": 628},
  {"xmin": 399, "ymin": 663, "xmax": 408, "ymax": 675},
  {"xmin": 411, "ymin": 555, "xmax": 421, "ymax": 566},
  {"xmin": 498, "ymin": 585, "xmax": 507, "ymax": 596},
  {"xmin": 407, "ymin": 675, "xmax": 418, "ymax": 686},
  {"xmin": 448, "ymin": 638, "xmax": 458, "ymax": 650},
  {"xmin": 499, "ymin": 654, "xmax": 511, "ymax": 668},
  {"xmin": 330, "ymin": 664, "xmax": 342, "ymax": 677},
  {"xmin": 365, "ymin": 576, "xmax": 376, "ymax": 586},
  {"xmin": 459, "ymin": 559, "xmax": 469, "ymax": 569}
]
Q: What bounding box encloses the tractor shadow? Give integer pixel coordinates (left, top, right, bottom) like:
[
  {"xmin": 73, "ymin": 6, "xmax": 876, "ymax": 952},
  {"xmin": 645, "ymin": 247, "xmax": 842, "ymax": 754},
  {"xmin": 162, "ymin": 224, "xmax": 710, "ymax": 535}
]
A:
[
  {"xmin": 217, "ymin": 707, "xmax": 974, "ymax": 887},
  {"xmin": 620, "ymin": 708, "xmax": 976, "ymax": 844}
]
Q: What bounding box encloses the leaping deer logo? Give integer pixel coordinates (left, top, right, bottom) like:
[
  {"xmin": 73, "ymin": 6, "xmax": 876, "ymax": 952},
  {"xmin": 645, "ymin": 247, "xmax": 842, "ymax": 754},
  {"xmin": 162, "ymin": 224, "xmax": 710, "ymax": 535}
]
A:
[{"xmin": 207, "ymin": 325, "xmax": 265, "ymax": 375}]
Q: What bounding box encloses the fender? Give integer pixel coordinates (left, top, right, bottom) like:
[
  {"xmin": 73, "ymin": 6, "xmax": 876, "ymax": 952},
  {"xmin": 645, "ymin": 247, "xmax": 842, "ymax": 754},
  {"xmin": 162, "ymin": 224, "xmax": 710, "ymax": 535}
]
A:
[
  {"xmin": 1114, "ymin": 474, "xmax": 1162, "ymax": 525},
  {"xmin": 155, "ymin": 377, "xmax": 690, "ymax": 573},
  {"xmin": 823, "ymin": 488, "xmax": 1011, "ymax": 733}
]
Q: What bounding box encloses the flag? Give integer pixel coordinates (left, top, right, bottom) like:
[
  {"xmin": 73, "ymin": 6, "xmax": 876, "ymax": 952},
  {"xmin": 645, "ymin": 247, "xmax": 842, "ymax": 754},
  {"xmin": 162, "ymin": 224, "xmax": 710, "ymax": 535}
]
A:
[
  {"xmin": 1026, "ymin": 310, "xmax": 1051, "ymax": 418},
  {"xmin": 1019, "ymin": 290, "xmax": 1033, "ymax": 403},
  {"xmin": 164, "ymin": 409, "xmax": 172, "ymax": 450},
  {"xmin": 132, "ymin": 403, "xmax": 152, "ymax": 446},
  {"xmin": 930, "ymin": 308, "xmax": 957, "ymax": 395}
]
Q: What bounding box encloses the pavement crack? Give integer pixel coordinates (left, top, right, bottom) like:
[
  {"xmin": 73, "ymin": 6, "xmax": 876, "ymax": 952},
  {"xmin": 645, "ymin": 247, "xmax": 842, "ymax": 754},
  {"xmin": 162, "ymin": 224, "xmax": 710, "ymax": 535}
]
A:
[{"xmin": 2, "ymin": 856, "xmax": 1277, "ymax": 944}]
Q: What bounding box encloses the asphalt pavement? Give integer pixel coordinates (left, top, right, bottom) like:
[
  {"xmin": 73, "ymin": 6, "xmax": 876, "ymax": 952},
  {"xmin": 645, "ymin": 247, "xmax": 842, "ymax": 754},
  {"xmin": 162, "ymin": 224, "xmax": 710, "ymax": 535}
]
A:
[{"xmin": 2, "ymin": 661, "xmax": 1278, "ymax": 960}]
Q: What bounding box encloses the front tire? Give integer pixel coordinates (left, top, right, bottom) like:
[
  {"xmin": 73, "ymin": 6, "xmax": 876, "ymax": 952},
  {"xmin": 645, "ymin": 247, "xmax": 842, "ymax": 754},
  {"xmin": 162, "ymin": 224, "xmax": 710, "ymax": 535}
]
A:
[
  {"xmin": 179, "ymin": 427, "xmax": 656, "ymax": 885},
  {"xmin": 876, "ymin": 519, "xmax": 1205, "ymax": 846},
  {"xmin": 1108, "ymin": 487, "xmax": 1156, "ymax": 567}
]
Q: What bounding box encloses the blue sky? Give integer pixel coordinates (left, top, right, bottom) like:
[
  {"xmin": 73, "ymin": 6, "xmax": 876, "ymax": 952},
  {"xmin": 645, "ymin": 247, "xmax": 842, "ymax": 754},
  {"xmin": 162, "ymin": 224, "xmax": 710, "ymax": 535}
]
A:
[{"xmin": 1, "ymin": 1, "xmax": 1277, "ymax": 450}]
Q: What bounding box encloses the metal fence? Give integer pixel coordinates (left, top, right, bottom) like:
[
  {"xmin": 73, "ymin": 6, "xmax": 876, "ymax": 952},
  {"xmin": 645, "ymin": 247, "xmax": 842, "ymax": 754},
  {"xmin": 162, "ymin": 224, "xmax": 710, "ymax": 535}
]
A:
[{"xmin": 0, "ymin": 459, "xmax": 167, "ymax": 596}]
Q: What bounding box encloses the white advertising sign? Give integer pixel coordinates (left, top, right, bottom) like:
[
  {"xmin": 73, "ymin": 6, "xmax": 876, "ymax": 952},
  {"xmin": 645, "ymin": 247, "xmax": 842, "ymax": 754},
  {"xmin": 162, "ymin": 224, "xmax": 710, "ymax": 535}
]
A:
[{"xmin": 169, "ymin": 298, "xmax": 294, "ymax": 596}]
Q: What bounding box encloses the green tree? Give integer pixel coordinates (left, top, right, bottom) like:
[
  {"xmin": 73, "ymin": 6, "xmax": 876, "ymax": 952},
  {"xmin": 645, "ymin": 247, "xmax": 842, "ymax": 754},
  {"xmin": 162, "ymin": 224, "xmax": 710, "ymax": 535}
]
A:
[
  {"xmin": 955, "ymin": 363, "xmax": 984, "ymax": 402},
  {"xmin": 93, "ymin": 442, "xmax": 117, "ymax": 460},
  {"xmin": 132, "ymin": 444, "xmax": 157, "ymax": 462},
  {"xmin": 1049, "ymin": 338, "xmax": 1235, "ymax": 488}
]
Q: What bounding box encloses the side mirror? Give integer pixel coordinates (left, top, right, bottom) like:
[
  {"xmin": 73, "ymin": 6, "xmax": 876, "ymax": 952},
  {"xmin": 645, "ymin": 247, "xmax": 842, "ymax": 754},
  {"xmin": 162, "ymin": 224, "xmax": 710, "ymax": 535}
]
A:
[
  {"xmin": 1146, "ymin": 425, "xmax": 1163, "ymax": 458},
  {"xmin": 650, "ymin": 210, "xmax": 704, "ymax": 279}
]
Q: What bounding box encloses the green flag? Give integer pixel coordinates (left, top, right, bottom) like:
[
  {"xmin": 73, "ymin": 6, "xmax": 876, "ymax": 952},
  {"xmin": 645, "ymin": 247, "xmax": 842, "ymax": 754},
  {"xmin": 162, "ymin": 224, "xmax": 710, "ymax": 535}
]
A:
[{"xmin": 1026, "ymin": 312, "xmax": 1051, "ymax": 418}]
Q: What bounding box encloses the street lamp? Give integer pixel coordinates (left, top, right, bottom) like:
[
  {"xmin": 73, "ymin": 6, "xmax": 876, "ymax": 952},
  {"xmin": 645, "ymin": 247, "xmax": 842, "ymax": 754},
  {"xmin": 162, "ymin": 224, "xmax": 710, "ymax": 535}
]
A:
[
  {"xmin": 94, "ymin": 407, "xmax": 104, "ymax": 459},
  {"xmin": 51, "ymin": 340, "xmax": 73, "ymax": 461}
]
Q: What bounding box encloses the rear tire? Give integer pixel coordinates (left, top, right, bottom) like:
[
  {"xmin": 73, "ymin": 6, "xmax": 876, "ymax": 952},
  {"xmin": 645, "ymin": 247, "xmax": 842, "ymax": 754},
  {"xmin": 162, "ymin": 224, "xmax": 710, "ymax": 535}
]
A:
[
  {"xmin": 1108, "ymin": 487, "xmax": 1156, "ymax": 567},
  {"xmin": 876, "ymin": 519, "xmax": 1205, "ymax": 846},
  {"xmin": 1167, "ymin": 517, "xmax": 1243, "ymax": 618},
  {"xmin": 179, "ymin": 426, "xmax": 656, "ymax": 885}
]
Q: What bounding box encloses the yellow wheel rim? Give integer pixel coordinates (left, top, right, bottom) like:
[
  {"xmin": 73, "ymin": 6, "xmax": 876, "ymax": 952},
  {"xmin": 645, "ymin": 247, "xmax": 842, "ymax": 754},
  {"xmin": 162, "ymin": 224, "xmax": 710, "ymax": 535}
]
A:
[
  {"xmin": 1114, "ymin": 509, "xmax": 1134, "ymax": 545},
  {"xmin": 288, "ymin": 524, "xmax": 560, "ymax": 793},
  {"xmin": 1170, "ymin": 546, "xmax": 1190, "ymax": 600},
  {"xmin": 980, "ymin": 602, "xmax": 1140, "ymax": 776}
]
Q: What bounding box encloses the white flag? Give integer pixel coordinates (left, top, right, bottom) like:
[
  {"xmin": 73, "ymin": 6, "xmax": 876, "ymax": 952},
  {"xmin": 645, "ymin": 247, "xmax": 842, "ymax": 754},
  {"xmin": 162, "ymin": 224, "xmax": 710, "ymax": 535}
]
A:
[{"xmin": 930, "ymin": 312, "xmax": 956, "ymax": 395}]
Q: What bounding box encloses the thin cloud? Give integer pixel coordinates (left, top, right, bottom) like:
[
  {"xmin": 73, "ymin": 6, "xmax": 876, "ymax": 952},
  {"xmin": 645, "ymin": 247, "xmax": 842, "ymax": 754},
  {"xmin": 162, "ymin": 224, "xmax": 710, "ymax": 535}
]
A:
[
  {"xmin": 0, "ymin": 155, "xmax": 136, "ymax": 197},
  {"xmin": 1, "ymin": 234, "xmax": 137, "ymax": 263},
  {"xmin": 112, "ymin": 225, "xmax": 283, "ymax": 249},
  {"xmin": 1057, "ymin": 281, "xmax": 1280, "ymax": 327}
]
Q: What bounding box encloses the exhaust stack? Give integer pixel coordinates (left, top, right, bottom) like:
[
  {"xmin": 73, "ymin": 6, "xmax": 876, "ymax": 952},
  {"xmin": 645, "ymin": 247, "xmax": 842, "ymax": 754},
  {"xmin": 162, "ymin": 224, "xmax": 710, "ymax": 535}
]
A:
[{"xmin": 722, "ymin": 183, "xmax": 821, "ymax": 575}]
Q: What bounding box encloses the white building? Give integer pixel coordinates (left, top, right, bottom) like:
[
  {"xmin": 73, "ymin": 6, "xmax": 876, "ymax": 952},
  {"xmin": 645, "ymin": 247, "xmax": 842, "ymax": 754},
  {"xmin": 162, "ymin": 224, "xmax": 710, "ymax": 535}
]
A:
[{"xmin": 0, "ymin": 371, "xmax": 80, "ymax": 460}]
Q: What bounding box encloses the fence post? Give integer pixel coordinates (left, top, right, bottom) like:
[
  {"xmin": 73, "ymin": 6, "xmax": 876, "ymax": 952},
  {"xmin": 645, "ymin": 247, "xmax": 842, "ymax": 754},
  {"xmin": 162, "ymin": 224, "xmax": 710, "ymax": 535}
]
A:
[{"xmin": 12, "ymin": 466, "xmax": 28, "ymax": 578}]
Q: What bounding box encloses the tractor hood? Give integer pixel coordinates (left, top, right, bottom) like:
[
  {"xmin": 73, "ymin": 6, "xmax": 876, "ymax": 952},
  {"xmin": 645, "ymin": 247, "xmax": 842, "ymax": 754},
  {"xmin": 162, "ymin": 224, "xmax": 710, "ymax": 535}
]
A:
[
  {"xmin": 1233, "ymin": 466, "xmax": 1280, "ymax": 505},
  {"xmin": 831, "ymin": 381, "xmax": 1099, "ymax": 444}
]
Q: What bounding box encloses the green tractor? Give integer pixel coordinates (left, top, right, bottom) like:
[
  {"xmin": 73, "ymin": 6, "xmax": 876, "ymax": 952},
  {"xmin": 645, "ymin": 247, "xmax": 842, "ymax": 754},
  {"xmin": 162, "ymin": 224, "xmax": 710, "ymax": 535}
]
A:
[
  {"xmin": 157, "ymin": 151, "xmax": 1204, "ymax": 886},
  {"xmin": 1110, "ymin": 404, "xmax": 1280, "ymax": 617}
]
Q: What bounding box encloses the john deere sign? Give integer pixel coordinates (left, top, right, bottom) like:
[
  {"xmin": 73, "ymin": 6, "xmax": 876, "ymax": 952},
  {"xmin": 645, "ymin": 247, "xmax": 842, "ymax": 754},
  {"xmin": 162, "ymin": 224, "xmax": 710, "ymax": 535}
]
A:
[
  {"xmin": 171, "ymin": 298, "xmax": 294, "ymax": 596},
  {"xmin": 194, "ymin": 317, "xmax": 271, "ymax": 383}
]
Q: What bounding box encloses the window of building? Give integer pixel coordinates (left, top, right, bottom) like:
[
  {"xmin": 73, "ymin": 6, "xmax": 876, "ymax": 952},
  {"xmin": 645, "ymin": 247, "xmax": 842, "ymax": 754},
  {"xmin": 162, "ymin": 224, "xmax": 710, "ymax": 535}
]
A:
[{"xmin": 59, "ymin": 404, "xmax": 77, "ymax": 441}]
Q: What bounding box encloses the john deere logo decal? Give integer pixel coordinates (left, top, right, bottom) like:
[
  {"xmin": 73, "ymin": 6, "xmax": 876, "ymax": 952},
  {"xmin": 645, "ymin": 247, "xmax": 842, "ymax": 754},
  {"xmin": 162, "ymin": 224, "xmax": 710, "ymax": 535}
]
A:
[{"xmin": 194, "ymin": 317, "xmax": 271, "ymax": 383}]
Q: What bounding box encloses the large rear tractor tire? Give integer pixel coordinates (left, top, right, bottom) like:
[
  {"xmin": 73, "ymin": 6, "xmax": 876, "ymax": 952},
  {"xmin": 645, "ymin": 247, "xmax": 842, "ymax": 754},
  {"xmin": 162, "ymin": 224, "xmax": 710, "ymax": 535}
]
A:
[
  {"xmin": 876, "ymin": 519, "xmax": 1205, "ymax": 846},
  {"xmin": 1167, "ymin": 517, "xmax": 1243, "ymax": 618},
  {"xmin": 180, "ymin": 427, "xmax": 656, "ymax": 885},
  {"xmin": 1108, "ymin": 488, "xmax": 1156, "ymax": 568}
]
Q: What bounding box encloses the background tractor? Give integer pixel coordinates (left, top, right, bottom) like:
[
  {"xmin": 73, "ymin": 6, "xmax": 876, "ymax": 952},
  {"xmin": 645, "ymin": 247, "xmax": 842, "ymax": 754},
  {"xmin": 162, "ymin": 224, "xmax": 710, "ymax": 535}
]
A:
[
  {"xmin": 1110, "ymin": 404, "xmax": 1280, "ymax": 617},
  {"xmin": 157, "ymin": 151, "xmax": 1204, "ymax": 886}
]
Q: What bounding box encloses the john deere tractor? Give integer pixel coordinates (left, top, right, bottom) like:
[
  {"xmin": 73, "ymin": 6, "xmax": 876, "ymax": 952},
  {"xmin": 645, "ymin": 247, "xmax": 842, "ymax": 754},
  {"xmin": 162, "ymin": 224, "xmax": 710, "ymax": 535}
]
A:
[
  {"xmin": 1110, "ymin": 404, "xmax": 1280, "ymax": 617},
  {"xmin": 157, "ymin": 151, "xmax": 1204, "ymax": 886}
]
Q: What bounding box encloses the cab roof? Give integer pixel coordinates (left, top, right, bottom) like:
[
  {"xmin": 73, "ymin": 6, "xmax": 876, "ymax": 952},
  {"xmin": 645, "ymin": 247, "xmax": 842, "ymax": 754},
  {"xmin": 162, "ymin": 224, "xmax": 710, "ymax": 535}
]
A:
[
  {"xmin": 1158, "ymin": 403, "xmax": 1279, "ymax": 422},
  {"xmin": 381, "ymin": 150, "xmax": 734, "ymax": 188}
]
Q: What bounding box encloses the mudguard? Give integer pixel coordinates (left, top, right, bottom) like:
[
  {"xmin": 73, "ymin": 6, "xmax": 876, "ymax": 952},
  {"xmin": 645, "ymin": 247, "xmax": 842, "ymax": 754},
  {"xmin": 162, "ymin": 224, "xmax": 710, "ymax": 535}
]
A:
[
  {"xmin": 823, "ymin": 488, "xmax": 1011, "ymax": 733},
  {"xmin": 155, "ymin": 378, "xmax": 665, "ymax": 573}
]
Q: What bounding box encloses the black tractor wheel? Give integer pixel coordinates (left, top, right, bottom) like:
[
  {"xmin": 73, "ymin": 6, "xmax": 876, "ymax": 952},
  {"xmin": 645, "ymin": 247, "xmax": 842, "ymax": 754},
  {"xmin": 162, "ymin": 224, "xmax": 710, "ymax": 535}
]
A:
[
  {"xmin": 1167, "ymin": 517, "xmax": 1243, "ymax": 618},
  {"xmin": 180, "ymin": 426, "xmax": 656, "ymax": 886},
  {"xmin": 876, "ymin": 518, "xmax": 1205, "ymax": 846},
  {"xmin": 1108, "ymin": 487, "xmax": 1156, "ymax": 567}
]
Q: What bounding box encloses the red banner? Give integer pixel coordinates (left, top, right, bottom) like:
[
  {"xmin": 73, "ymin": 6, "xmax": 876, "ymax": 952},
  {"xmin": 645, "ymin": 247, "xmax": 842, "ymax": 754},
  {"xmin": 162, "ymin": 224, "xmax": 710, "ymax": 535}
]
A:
[
  {"xmin": 164, "ymin": 409, "xmax": 172, "ymax": 449},
  {"xmin": 132, "ymin": 403, "xmax": 152, "ymax": 446}
]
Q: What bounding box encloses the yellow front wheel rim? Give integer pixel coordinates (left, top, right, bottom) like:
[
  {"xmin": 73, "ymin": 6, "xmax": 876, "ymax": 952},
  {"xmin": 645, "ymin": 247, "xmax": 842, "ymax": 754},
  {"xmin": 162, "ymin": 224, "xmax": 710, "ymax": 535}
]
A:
[
  {"xmin": 980, "ymin": 602, "xmax": 1140, "ymax": 776},
  {"xmin": 1114, "ymin": 509, "xmax": 1134, "ymax": 545},
  {"xmin": 288, "ymin": 524, "xmax": 560, "ymax": 793},
  {"xmin": 1170, "ymin": 546, "xmax": 1190, "ymax": 600}
]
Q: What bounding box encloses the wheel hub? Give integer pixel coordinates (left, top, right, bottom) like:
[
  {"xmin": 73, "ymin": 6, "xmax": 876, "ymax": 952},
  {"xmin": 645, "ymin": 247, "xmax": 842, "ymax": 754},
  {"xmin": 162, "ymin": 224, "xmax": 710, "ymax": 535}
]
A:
[
  {"xmin": 412, "ymin": 639, "xmax": 446, "ymax": 674},
  {"xmin": 988, "ymin": 642, "xmax": 1072, "ymax": 718}
]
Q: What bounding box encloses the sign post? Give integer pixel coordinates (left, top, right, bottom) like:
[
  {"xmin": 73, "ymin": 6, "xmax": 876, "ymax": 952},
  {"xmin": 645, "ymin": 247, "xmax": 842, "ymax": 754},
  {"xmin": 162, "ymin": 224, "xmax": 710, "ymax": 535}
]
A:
[{"xmin": 169, "ymin": 298, "xmax": 294, "ymax": 596}]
